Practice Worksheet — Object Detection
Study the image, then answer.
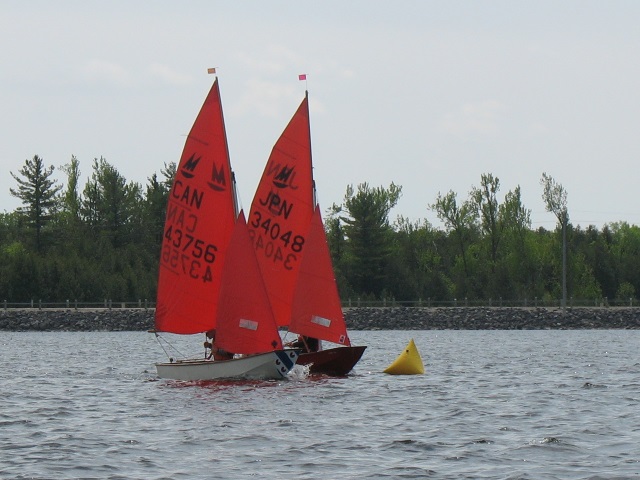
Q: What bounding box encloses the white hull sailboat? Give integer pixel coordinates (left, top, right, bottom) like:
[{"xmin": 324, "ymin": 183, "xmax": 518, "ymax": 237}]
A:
[
  {"xmin": 153, "ymin": 76, "xmax": 298, "ymax": 381},
  {"xmin": 156, "ymin": 350, "xmax": 299, "ymax": 381}
]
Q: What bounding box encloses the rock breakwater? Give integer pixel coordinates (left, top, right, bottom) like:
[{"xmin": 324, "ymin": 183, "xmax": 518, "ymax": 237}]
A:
[
  {"xmin": 345, "ymin": 307, "xmax": 640, "ymax": 330},
  {"xmin": 1, "ymin": 307, "xmax": 640, "ymax": 331},
  {"xmin": 0, "ymin": 309, "xmax": 153, "ymax": 332}
]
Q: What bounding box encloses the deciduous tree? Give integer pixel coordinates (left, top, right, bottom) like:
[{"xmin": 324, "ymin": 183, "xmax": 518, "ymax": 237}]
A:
[
  {"xmin": 541, "ymin": 172, "xmax": 569, "ymax": 309},
  {"xmin": 430, "ymin": 190, "xmax": 478, "ymax": 297}
]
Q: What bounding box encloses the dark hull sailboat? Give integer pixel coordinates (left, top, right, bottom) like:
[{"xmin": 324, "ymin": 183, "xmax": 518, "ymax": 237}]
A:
[{"xmin": 248, "ymin": 89, "xmax": 366, "ymax": 375}]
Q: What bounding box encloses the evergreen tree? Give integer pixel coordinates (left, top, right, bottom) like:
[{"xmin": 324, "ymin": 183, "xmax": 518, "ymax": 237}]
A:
[
  {"xmin": 59, "ymin": 155, "xmax": 82, "ymax": 225},
  {"xmin": 340, "ymin": 182, "xmax": 401, "ymax": 298},
  {"xmin": 143, "ymin": 172, "xmax": 169, "ymax": 251},
  {"xmin": 80, "ymin": 157, "xmax": 141, "ymax": 248},
  {"xmin": 161, "ymin": 161, "xmax": 177, "ymax": 189},
  {"xmin": 80, "ymin": 165, "xmax": 101, "ymax": 230},
  {"xmin": 10, "ymin": 155, "xmax": 62, "ymax": 252}
]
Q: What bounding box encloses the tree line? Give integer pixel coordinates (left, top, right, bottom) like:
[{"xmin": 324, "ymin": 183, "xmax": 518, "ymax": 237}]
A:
[{"xmin": 2, "ymin": 155, "xmax": 640, "ymax": 305}]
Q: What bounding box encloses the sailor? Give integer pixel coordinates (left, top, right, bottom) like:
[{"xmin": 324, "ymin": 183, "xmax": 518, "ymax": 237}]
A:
[
  {"xmin": 287, "ymin": 335, "xmax": 320, "ymax": 353},
  {"xmin": 204, "ymin": 329, "xmax": 234, "ymax": 361}
]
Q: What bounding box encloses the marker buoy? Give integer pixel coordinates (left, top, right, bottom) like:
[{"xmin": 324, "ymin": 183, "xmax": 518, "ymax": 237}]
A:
[{"xmin": 383, "ymin": 338, "xmax": 424, "ymax": 375}]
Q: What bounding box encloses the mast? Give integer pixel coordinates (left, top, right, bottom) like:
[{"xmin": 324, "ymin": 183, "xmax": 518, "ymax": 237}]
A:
[
  {"xmin": 230, "ymin": 170, "xmax": 239, "ymax": 219},
  {"xmin": 216, "ymin": 75, "xmax": 240, "ymax": 220},
  {"xmin": 306, "ymin": 90, "xmax": 318, "ymax": 209}
]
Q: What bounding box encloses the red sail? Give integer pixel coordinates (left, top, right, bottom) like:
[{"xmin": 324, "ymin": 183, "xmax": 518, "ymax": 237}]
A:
[
  {"xmin": 214, "ymin": 212, "xmax": 283, "ymax": 355},
  {"xmin": 155, "ymin": 79, "xmax": 236, "ymax": 334},
  {"xmin": 247, "ymin": 93, "xmax": 314, "ymax": 326},
  {"xmin": 289, "ymin": 206, "xmax": 351, "ymax": 346}
]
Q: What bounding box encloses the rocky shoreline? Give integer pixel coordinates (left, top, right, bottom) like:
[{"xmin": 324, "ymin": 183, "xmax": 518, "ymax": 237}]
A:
[
  {"xmin": 345, "ymin": 307, "xmax": 640, "ymax": 330},
  {"xmin": 1, "ymin": 306, "xmax": 640, "ymax": 331}
]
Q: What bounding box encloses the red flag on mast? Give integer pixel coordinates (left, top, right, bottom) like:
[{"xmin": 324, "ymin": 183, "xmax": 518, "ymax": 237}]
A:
[{"xmin": 298, "ymin": 74, "xmax": 307, "ymax": 81}]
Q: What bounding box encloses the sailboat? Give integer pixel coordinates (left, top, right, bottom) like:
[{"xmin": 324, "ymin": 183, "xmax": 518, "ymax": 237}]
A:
[
  {"xmin": 153, "ymin": 78, "xmax": 298, "ymax": 381},
  {"xmin": 248, "ymin": 90, "xmax": 366, "ymax": 376}
]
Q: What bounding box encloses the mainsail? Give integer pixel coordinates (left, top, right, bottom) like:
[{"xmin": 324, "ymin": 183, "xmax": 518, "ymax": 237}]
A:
[
  {"xmin": 155, "ymin": 79, "xmax": 236, "ymax": 334},
  {"xmin": 247, "ymin": 92, "xmax": 314, "ymax": 326},
  {"xmin": 246, "ymin": 88, "xmax": 365, "ymax": 376}
]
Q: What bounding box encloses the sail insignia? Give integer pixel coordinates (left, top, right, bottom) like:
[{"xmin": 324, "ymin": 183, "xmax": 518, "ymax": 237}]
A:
[
  {"xmin": 181, "ymin": 153, "xmax": 201, "ymax": 179},
  {"xmin": 207, "ymin": 163, "xmax": 227, "ymax": 192}
]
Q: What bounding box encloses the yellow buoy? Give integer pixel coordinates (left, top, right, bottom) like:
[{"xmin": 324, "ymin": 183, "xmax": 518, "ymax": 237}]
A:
[{"xmin": 383, "ymin": 338, "xmax": 424, "ymax": 375}]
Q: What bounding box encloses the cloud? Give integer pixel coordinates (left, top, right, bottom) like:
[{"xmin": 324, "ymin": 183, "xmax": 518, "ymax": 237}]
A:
[
  {"xmin": 339, "ymin": 68, "xmax": 356, "ymax": 79},
  {"xmin": 237, "ymin": 44, "xmax": 305, "ymax": 76},
  {"xmin": 147, "ymin": 63, "xmax": 192, "ymax": 86},
  {"xmin": 527, "ymin": 122, "xmax": 550, "ymax": 135},
  {"xmin": 233, "ymin": 79, "xmax": 298, "ymax": 118},
  {"xmin": 81, "ymin": 59, "xmax": 131, "ymax": 86},
  {"xmin": 440, "ymin": 100, "xmax": 506, "ymax": 136},
  {"xmin": 231, "ymin": 78, "xmax": 327, "ymax": 120}
]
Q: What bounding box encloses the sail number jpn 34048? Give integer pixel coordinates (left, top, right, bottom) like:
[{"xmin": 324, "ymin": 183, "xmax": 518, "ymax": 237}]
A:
[{"xmin": 248, "ymin": 210, "xmax": 305, "ymax": 271}]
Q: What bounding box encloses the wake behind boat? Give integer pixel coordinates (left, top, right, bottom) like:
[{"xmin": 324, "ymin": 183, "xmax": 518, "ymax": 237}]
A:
[{"xmin": 153, "ymin": 76, "xmax": 298, "ymax": 381}]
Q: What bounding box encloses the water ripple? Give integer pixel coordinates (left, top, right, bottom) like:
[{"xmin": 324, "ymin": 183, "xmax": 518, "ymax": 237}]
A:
[{"xmin": 1, "ymin": 330, "xmax": 639, "ymax": 479}]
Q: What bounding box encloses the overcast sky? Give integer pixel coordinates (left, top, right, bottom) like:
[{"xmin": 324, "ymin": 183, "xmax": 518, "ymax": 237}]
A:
[{"xmin": 2, "ymin": 0, "xmax": 640, "ymax": 229}]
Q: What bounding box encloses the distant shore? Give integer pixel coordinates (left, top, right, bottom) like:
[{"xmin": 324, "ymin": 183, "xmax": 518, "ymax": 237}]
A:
[{"xmin": 1, "ymin": 306, "xmax": 639, "ymax": 331}]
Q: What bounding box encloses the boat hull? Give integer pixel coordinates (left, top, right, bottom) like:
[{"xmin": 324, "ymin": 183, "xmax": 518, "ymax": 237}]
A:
[
  {"xmin": 296, "ymin": 345, "xmax": 367, "ymax": 376},
  {"xmin": 156, "ymin": 350, "xmax": 299, "ymax": 381}
]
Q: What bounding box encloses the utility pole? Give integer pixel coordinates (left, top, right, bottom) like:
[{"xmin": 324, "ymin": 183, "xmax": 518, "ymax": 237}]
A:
[
  {"xmin": 540, "ymin": 172, "xmax": 569, "ymax": 312},
  {"xmin": 561, "ymin": 210, "xmax": 567, "ymax": 310}
]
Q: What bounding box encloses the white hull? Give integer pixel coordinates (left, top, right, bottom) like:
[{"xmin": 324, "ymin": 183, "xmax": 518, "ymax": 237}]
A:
[{"xmin": 156, "ymin": 350, "xmax": 299, "ymax": 381}]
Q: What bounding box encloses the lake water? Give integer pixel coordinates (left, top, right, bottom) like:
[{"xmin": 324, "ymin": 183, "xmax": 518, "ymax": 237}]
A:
[{"xmin": 1, "ymin": 329, "xmax": 639, "ymax": 479}]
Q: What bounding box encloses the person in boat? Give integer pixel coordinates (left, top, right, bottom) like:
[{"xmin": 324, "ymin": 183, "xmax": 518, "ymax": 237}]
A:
[
  {"xmin": 287, "ymin": 335, "xmax": 320, "ymax": 353},
  {"xmin": 204, "ymin": 329, "xmax": 234, "ymax": 361}
]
